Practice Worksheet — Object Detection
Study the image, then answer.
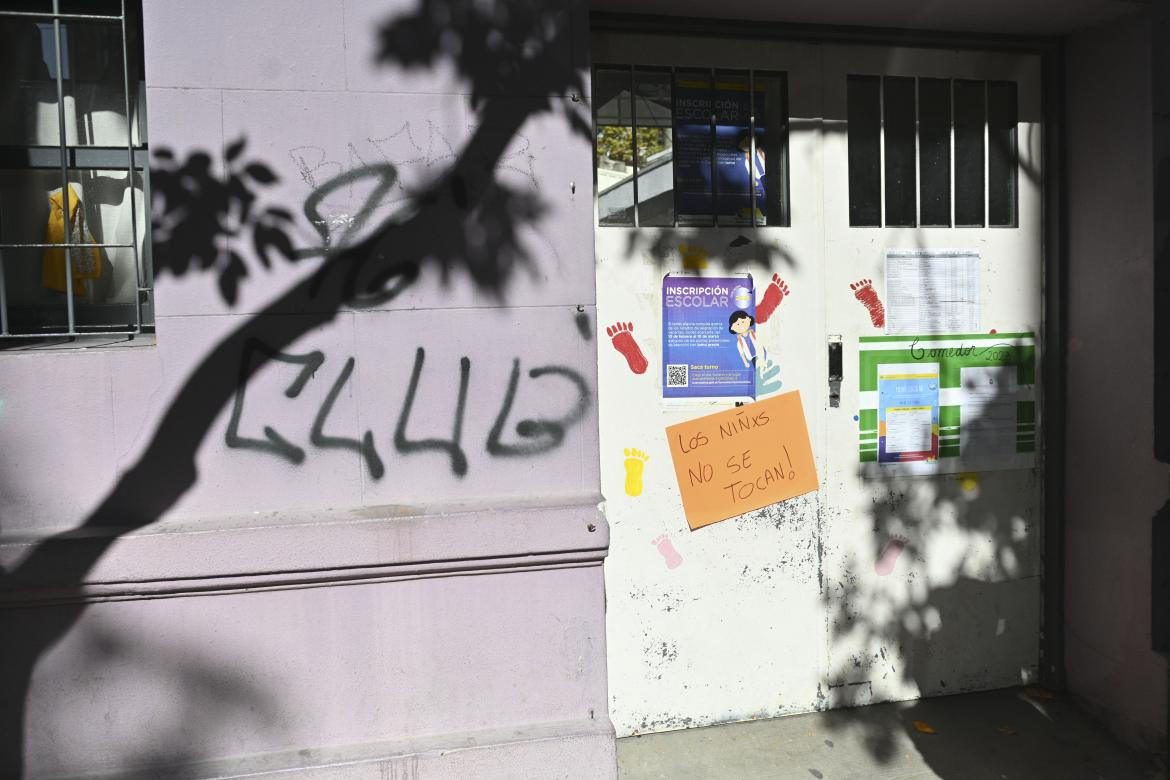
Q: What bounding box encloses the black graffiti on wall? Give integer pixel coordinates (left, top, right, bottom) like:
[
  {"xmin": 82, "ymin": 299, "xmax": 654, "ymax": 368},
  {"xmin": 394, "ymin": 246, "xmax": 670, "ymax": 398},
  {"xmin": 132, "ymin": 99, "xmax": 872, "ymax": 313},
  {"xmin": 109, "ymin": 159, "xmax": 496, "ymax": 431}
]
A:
[
  {"xmin": 287, "ymin": 120, "xmax": 538, "ymax": 224},
  {"xmin": 225, "ymin": 339, "xmax": 590, "ymax": 478},
  {"xmin": 3, "ymin": 2, "xmax": 595, "ymax": 776}
]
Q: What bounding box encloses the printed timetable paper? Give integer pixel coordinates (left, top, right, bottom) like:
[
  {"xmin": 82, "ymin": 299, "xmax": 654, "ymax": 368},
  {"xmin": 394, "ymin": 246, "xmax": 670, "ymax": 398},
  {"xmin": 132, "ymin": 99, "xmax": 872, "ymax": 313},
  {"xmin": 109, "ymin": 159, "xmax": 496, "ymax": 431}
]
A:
[
  {"xmin": 666, "ymin": 390, "xmax": 818, "ymax": 530},
  {"xmin": 885, "ymin": 249, "xmax": 980, "ymax": 335},
  {"xmin": 959, "ymin": 365, "xmax": 1018, "ymax": 460}
]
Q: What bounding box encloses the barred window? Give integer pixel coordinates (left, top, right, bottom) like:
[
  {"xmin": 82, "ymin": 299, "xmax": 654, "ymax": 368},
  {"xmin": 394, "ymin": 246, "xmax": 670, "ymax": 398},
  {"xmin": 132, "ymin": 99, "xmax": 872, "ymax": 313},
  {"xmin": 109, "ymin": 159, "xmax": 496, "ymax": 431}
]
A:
[
  {"xmin": 847, "ymin": 74, "xmax": 1018, "ymax": 228},
  {"xmin": 0, "ymin": 0, "xmax": 151, "ymax": 344},
  {"xmin": 594, "ymin": 65, "xmax": 790, "ymax": 228}
]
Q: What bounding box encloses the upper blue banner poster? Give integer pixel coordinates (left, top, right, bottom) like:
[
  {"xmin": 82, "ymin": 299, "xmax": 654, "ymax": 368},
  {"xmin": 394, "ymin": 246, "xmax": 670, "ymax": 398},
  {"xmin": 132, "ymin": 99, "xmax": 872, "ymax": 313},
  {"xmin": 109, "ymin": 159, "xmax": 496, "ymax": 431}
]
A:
[
  {"xmin": 662, "ymin": 274, "xmax": 757, "ymax": 399},
  {"xmin": 674, "ymin": 79, "xmax": 766, "ymax": 225}
]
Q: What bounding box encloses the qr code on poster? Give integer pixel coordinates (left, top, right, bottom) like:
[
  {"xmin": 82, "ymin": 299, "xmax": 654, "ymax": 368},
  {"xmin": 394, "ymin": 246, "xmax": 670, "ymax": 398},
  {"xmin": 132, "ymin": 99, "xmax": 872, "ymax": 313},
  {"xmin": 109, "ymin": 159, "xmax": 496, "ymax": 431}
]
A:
[{"xmin": 666, "ymin": 364, "xmax": 689, "ymax": 387}]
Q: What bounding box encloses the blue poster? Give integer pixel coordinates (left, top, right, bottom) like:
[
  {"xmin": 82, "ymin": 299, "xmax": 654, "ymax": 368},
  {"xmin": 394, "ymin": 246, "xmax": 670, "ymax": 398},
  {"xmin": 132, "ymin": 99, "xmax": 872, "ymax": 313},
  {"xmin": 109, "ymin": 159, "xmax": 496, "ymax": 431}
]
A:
[
  {"xmin": 674, "ymin": 79, "xmax": 766, "ymax": 225},
  {"xmin": 662, "ymin": 275, "xmax": 757, "ymax": 399}
]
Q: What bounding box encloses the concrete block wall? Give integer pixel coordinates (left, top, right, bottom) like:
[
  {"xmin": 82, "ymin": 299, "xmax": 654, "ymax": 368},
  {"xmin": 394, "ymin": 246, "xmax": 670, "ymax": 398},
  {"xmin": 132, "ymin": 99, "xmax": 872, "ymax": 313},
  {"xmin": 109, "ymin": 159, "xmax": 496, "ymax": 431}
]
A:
[{"xmin": 0, "ymin": 0, "xmax": 614, "ymax": 776}]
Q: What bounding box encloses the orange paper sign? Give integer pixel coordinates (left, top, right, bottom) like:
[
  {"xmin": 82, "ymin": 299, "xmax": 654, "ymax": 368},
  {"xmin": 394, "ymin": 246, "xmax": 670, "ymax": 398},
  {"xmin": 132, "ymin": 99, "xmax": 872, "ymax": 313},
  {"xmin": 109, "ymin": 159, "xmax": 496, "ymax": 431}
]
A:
[{"xmin": 666, "ymin": 390, "xmax": 819, "ymax": 530}]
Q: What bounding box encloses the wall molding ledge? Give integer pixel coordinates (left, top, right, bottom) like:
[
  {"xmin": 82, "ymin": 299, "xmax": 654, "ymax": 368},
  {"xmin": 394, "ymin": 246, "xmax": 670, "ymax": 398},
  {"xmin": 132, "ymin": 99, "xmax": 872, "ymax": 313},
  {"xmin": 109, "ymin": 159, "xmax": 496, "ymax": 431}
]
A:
[
  {"xmin": 66, "ymin": 717, "xmax": 617, "ymax": 780},
  {"xmin": 0, "ymin": 497, "xmax": 609, "ymax": 607}
]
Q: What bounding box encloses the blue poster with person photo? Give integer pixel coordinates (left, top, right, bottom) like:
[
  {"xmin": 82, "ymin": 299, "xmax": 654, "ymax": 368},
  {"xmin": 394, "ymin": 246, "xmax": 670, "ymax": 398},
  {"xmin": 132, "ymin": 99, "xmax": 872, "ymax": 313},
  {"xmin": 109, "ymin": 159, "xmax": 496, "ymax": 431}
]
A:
[
  {"xmin": 674, "ymin": 78, "xmax": 766, "ymax": 225},
  {"xmin": 662, "ymin": 274, "xmax": 758, "ymax": 399}
]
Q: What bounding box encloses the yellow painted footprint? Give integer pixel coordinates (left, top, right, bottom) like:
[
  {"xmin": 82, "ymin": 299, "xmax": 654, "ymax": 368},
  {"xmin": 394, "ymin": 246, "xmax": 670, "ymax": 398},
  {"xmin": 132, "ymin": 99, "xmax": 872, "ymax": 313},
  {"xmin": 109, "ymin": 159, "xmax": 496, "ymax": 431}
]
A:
[
  {"xmin": 623, "ymin": 448, "xmax": 650, "ymax": 497},
  {"xmin": 678, "ymin": 243, "xmax": 709, "ymax": 271}
]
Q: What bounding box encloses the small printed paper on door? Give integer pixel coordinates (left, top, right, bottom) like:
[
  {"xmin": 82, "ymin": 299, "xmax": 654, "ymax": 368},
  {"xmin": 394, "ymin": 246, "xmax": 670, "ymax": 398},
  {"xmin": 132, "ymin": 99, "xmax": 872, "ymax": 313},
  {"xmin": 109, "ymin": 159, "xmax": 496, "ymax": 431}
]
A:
[
  {"xmin": 666, "ymin": 390, "xmax": 818, "ymax": 530},
  {"xmin": 885, "ymin": 249, "xmax": 980, "ymax": 335},
  {"xmin": 858, "ymin": 333, "xmax": 1036, "ymax": 476}
]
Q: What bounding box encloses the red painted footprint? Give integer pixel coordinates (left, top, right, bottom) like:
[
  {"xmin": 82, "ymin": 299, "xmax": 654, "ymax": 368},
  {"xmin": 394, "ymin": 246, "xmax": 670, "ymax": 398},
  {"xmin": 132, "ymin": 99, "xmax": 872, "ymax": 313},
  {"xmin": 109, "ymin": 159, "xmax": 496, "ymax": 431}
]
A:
[
  {"xmin": 755, "ymin": 273, "xmax": 790, "ymax": 324},
  {"xmin": 607, "ymin": 321, "xmax": 648, "ymax": 375},
  {"xmin": 851, "ymin": 278, "xmax": 885, "ymax": 328}
]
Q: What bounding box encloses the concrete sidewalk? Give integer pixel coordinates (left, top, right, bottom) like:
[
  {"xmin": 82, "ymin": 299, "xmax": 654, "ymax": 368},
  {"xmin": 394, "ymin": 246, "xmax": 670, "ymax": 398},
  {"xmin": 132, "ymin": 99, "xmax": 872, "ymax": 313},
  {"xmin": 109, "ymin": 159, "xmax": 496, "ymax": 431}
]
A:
[{"xmin": 617, "ymin": 688, "xmax": 1166, "ymax": 780}]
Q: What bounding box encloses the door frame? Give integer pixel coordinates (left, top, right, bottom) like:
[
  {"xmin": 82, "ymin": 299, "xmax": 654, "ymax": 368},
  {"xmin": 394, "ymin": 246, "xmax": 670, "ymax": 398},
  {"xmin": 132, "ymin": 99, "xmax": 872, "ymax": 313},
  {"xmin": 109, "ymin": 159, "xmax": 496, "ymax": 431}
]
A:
[{"xmin": 589, "ymin": 10, "xmax": 1068, "ymax": 691}]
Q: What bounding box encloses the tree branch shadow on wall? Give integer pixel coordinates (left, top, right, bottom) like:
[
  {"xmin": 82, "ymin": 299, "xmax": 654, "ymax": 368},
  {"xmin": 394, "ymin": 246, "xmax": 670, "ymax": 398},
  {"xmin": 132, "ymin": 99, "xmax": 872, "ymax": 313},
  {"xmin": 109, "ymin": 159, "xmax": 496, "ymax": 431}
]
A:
[
  {"xmin": 607, "ymin": 115, "xmax": 1067, "ymax": 776},
  {"xmin": 788, "ymin": 91, "xmax": 1153, "ymax": 778},
  {"xmin": 618, "ymin": 227, "xmax": 800, "ymax": 276},
  {"xmin": 0, "ymin": 0, "xmax": 588, "ymax": 775},
  {"xmin": 811, "ymin": 368, "xmax": 1158, "ymax": 778}
]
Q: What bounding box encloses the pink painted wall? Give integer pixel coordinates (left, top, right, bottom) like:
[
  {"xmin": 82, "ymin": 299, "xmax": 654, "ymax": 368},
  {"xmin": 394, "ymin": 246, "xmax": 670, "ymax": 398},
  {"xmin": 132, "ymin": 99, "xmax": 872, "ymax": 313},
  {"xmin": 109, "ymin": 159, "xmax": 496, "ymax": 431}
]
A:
[
  {"xmin": 1064, "ymin": 9, "xmax": 1169, "ymax": 754},
  {"xmin": 0, "ymin": 0, "xmax": 615, "ymax": 776}
]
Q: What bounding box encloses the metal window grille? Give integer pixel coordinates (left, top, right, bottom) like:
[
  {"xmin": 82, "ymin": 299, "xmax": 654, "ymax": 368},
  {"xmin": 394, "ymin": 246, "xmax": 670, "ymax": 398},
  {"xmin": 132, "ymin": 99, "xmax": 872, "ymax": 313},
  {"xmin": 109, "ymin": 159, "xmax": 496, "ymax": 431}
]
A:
[
  {"xmin": 0, "ymin": 0, "xmax": 151, "ymax": 342},
  {"xmin": 846, "ymin": 74, "xmax": 1019, "ymax": 229},
  {"xmin": 593, "ymin": 64, "xmax": 791, "ymax": 229}
]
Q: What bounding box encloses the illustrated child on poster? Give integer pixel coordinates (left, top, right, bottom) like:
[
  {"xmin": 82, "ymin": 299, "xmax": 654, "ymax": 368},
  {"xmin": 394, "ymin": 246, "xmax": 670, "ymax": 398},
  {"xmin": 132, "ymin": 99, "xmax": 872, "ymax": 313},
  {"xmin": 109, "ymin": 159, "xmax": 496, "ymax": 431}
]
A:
[{"xmin": 729, "ymin": 310, "xmax": 765, "ymax": 369}]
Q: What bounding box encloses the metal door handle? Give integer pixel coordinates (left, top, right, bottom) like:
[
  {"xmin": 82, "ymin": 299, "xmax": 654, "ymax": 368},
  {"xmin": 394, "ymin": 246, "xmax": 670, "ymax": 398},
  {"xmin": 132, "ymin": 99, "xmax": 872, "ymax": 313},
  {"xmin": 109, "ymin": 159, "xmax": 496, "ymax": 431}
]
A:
[{"xmin": 828, "ymin": 336, "xmax": 843, "ymax": 408}]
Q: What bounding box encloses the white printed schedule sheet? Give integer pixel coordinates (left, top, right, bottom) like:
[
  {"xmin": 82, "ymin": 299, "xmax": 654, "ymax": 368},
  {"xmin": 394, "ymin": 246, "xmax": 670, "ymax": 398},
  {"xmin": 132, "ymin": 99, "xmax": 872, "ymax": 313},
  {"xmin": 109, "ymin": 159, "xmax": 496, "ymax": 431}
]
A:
[
  {"xmin": 885, "ymin": 249, "xmax": 980, "ymax": 335},
  {"xmin": 885, "ymin": 406, "xmax": 935, "ymax": 454},
  {"xmin": 959, "ymin": 365, "xmax": 1019, "ymax": 460}
]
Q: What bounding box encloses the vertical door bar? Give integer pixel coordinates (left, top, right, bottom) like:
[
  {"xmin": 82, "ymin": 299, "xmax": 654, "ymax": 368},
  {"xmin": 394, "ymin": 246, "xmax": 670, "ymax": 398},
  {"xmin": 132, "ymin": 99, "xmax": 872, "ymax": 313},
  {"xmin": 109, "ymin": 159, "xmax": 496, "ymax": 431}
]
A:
[
  {"xmin": 670, "ymin": 66, "xmax": 678, "ymax": 228},
  {"xmin": 878, "ymin": 76, "xmax": 886, "ymax": 227},
  {"xmin": 139, "ymin": 85, "xmax": 154, "ymax": 293},
  {"xmin": 749, "ymin": 69, "xmax": 757, "ymax": 227},
  {"xmin": 0, "ymin": 251, "xmax": 8, "ymax": 335},
  {"xmin": 629, "ymin": 65, "xmax": 640, "ymax": 228},
  {"xmin": 949, "ymin": 78, "xmax": 956, "ymax": 229},
  {"xmin": 120, "ymin": 0, "xmax": 142, "ymax": 332},
  {"xmin": 983, "ymin": 80, "xmax": 990, "ymax": 228},
  {"xmin": 52, "ymin": 0, "xmax": 76, "ymax": 334},
  {"xmin": 710, "ymin": 67, "xmax": 718, "ymax": 227},
  {"xmin": 782, "ymin": 72, "xmax": 790, "ymax": 226},
  {"xmin": 914, "ymin": 77, "xmax": 922, "ymax": 227}
]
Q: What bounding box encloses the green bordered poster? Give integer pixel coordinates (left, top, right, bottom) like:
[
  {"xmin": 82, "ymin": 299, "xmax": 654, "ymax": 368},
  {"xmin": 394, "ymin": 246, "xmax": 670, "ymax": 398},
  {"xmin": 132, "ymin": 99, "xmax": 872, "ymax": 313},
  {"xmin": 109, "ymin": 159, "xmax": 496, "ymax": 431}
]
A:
[{"xmin": 858, "ymin": 333, "xmax": 1036, "ymax": 476}]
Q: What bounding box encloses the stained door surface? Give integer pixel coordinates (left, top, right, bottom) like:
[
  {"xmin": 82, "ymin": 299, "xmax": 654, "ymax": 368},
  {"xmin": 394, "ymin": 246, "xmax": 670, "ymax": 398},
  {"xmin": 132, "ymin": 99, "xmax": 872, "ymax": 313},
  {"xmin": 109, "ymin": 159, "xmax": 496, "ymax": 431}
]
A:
[{"xmin": 593, "ymin": 31, "xmax": 1044, "ymax": 736}]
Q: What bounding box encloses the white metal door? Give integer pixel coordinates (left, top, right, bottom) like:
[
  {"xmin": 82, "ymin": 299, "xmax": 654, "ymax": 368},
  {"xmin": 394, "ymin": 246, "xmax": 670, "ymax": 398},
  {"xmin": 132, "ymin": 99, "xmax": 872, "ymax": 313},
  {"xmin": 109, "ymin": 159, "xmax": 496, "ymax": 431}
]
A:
[
  {"xmin": 819, "ymin": 45, "xmax": 1044, "ymax": 708},
  {"xmin": 593, "ymin": 32, "xmax": 1044, "ymax": 736}
]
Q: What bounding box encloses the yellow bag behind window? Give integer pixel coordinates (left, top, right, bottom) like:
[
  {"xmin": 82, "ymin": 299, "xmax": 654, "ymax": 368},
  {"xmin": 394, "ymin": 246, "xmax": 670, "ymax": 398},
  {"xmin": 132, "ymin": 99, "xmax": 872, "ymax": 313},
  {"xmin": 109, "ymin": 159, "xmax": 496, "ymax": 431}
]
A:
[{"xmin": 42, "ymin": 185, "xmax": 102, "ymax": 296}]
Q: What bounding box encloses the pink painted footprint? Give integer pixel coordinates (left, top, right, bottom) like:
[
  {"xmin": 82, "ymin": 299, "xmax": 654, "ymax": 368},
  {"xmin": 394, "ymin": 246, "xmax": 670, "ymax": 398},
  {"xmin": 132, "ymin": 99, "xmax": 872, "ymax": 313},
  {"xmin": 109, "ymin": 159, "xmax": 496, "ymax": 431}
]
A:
[
  {"xmin": 755, "ymin": 273, "xmax": 790, "ymax": 324},
  {"xmin": 875, "ymin": 535, "xmax": 908, "ymax": 576},
  {"xmin": 607, "ymin": 321, "xmax": 648, "ymax": 375},
  {"xmin": 652, "ymin": 535, "xmax": 683, "ymax": 570},
  {"xmin": 851, "ymin": 278, "xmax": 885, "ymax": 328}
]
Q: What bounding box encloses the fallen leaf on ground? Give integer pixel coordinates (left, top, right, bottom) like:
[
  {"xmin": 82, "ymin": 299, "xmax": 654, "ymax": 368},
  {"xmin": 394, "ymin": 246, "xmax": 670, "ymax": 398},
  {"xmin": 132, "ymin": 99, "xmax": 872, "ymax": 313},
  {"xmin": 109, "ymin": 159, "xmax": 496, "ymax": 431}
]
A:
[
  {"xmin": 1023, "ymin": 686, "xmax": 1055, "ymax": 701},
  {"xmin": 912, "ymin": 720, "xmax": 938, "ymax": 734}
]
